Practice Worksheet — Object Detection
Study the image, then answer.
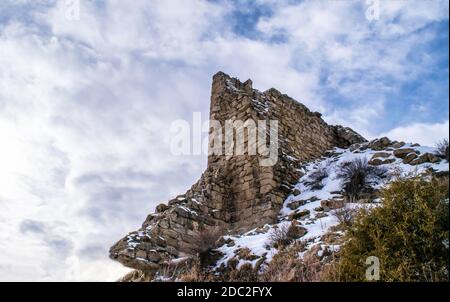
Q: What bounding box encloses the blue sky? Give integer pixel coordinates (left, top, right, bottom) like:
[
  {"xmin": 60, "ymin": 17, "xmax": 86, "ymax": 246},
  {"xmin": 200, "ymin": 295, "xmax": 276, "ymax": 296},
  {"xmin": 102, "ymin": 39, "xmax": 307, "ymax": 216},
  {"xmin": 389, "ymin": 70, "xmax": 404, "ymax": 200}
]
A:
[{"xmin": 0, "ymin": 0, "xmax": 448, "ymax": 281}]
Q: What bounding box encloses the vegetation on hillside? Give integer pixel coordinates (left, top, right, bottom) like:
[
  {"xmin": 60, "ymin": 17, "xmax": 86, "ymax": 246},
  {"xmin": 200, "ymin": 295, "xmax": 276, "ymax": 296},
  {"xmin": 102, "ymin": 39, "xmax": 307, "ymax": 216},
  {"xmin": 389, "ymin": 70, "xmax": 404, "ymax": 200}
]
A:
[
  {"xmin": 336, "ymin": 158, "xmax": 388, "ymax": 202},
  {"xmin": 436, "ymin": 139, "xmax": 449, "ymax": 162},
  {"xmin": 328, "ymin": 175, "xmax": 449, "ymax": 281},
  {"xmin": 177, "ymin": 174, "xmax": 449, "ymax": 282}
]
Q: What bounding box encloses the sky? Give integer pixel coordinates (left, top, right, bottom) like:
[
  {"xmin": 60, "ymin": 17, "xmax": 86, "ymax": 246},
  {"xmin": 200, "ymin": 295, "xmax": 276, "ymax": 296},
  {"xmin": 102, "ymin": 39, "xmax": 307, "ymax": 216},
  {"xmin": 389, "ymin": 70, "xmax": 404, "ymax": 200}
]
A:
[{"xmin": 0, "ymin": 0, "xmax": 448, "ymax": 281}]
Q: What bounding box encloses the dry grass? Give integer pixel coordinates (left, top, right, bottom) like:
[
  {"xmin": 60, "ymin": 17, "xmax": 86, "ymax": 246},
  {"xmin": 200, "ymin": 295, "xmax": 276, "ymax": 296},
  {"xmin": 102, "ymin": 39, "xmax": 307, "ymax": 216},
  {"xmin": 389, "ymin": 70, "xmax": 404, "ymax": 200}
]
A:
[
  {"xmin": 436, "ymin": 139, "xmax": 449, "ymax": 162},
  {"xmin": 336, "ymin": 157, "xmax": 388, "ymax": 202},
  {"xmin": 228, "ymin": 263, "xmax": 259, "ymax": 282},
  {"xmin": 178, "ymin": 263, "xmax": 214, "ymax": 282},
  {"xmin": 259, "ymin": 243, "xmax": 324, "ymax": 282},
  {"xmin": 192, "ymin": 226, "xmax": 224, "ymax": 268},
  {"xmin": 268, "ymin": 224, "xmax": 291, "ymax": 249},
  {"xmin": 177, "ymin": 240, "xmax": 343, "ymax": 282},
  {"xmin": 119, "ymin": 270, "xmax": 154, "ymax": 282},
  {"xmin": 268, "ymin": 222, "xmax": 305, "ymax": 249},
  {"xmin": 304, "ymin": 166, "xmax": 329, "ymax": 190},
  {"xmin": 333, "ymin": 207, "xmax": 357, "ymax": 228}
]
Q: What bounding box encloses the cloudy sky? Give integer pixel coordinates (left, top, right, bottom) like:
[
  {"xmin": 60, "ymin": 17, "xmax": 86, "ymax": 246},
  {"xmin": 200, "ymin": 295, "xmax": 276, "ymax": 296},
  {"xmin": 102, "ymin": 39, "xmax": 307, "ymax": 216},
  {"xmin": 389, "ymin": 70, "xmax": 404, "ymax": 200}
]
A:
[{"xmin": 0, "ymin": 0, "xmax": 448, "ymax": 281}]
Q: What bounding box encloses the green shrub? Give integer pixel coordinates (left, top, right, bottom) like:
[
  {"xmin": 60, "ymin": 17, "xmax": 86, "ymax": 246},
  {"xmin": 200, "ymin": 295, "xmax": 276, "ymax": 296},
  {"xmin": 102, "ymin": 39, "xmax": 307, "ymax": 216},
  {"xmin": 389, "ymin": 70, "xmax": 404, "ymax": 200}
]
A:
[{"xmin": 332, "ymin": 176, "xmax": 449, "ymax": 281}]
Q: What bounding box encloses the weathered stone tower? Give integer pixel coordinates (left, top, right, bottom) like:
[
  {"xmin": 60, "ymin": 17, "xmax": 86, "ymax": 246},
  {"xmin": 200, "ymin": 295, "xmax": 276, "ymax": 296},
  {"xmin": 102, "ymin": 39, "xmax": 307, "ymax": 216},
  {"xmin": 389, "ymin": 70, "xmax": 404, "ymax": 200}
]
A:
[{"xmin": 109, "ymin": 72, "xmax": 366, "ymax": 271}]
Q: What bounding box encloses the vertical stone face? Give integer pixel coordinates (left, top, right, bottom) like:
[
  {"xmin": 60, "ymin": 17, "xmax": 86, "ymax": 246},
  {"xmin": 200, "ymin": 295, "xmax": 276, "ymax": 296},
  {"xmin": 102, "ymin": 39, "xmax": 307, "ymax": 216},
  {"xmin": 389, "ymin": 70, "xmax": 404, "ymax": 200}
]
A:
[{"xmin": 109, "ymin": 71, "xmax": 366, "ymax": 271}]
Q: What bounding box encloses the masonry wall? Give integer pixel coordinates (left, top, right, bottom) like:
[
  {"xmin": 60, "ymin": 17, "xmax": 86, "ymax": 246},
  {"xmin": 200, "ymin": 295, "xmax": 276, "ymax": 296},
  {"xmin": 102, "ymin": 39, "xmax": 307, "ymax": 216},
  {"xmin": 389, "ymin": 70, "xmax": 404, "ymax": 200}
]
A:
[{"xmin": 109, "ymin": 71, "xmax": 366, "ymax": 271}]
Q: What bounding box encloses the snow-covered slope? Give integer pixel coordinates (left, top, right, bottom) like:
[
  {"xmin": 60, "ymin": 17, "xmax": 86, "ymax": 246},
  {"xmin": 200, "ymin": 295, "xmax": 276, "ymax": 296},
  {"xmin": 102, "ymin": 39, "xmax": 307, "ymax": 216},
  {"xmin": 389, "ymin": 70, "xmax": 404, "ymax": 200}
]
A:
[{"xmin": 213, "ymin": 141, "xmax": 449, "ymax": 272}]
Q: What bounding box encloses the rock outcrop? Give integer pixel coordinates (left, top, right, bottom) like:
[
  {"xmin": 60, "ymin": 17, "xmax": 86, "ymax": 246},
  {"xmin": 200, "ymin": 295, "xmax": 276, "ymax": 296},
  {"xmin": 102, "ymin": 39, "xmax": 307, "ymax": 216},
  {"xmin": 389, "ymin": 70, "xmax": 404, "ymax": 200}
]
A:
[{"xmin": 109, "ymin": 71, "xmax": 367, "ymax": 272}]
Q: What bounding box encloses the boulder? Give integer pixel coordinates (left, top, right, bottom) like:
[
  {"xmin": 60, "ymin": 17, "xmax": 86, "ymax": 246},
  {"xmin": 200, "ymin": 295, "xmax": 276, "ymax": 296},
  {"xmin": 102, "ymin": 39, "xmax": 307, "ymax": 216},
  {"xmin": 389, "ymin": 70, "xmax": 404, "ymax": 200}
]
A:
[
  {"xmin": 367, "ymin": 137, "xmax": 392, "ymax": 151},
  {"xmin": 369, "ymin": 154, "xmax": 396, "ymax": 165},
  {"xmin": 332, "ymin": 125, "xmax": 367, "ymax": 146},
  {"xmin": 393, "ymin": 148, "xmax": 417, "ymax": 159},
  {"xmin": 369, "ymin": 158, "xmax": 396, "ymax": 166},
  {"xmin": 368, "ymin": 158, "xmax": 383, "ymax": 166},
  {"xmin": 391, "ymin": 141, "xmax": 406, "ymax": 149},
  {"xmin": 410, "ymin": 153, "xmax": 441, "ymax": 165},
  {"xmin": 168, "ymin": 199, "xmax": 181, "ymax": 206},
  {"xmin": 288, "ymin": 209, "xmax": 310, "ymax": 220},
  {"xmin": 287, "ymin": 200, "xmax": 301, "ymax": 210},
  {"xmin": 371, "ymin": 152, "xmax": 391, "ymax": 159},
  {"xmin": 217, "ymin": 237, "xmax": 235, "ymax": 247},
  {"xmin": 255, "ymin": 225, "xmax": 270, "ymax": 235},
  {"xmin": 321, "ymin": 198, "xmax": 345, "ymax": 210},
  {"xmin": 156, "ymin": 203, "xmax": 169, "ymax": 213},
  {"xmin": 287, "ymin": 199, "xmax": 306, "ymax": 210},
  {"xmin": 402, "ymin": 152, "xmax": 418, "ymax": 164},
  {"xmin": 287, "ymin": 223, "xmax": 307, "ymax": 239},
  {"xmin": 292, "ymin": 188, "xmax": 301, "ymax": 196},
  {"xmin": 410, "ymin": 155, "xmax": 427, "ymax": 165},
  {"xmin": 382, "ymin": 158, "xmax": 396, "ymax": 165},
  {"xmin": 315, "ymin": 212, "xmax": 328, "ymax": 219},
  {"xmin": 426, "ymin": 153, "xmax": 441, "ymax": 163}
]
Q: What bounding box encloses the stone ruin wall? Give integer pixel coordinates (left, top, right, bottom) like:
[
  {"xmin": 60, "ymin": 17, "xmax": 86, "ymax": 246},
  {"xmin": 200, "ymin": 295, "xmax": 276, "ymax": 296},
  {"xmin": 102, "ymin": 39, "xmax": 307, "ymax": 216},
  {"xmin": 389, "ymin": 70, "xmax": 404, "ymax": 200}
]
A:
[{"xmin": 109, "ymin": 72, "xmax": 366, "ymax": 271}]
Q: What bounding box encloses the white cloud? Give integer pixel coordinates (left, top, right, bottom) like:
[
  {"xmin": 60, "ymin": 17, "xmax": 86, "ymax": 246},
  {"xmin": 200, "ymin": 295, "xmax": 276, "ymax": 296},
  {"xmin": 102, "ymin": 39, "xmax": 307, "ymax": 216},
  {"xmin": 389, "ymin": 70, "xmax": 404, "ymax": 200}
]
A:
[
  {"xmin": 380, "ymin": 120, "xmax": 449, "ymax": 146},
  {"xmin": 0, "ymin": 3, "xmax": 214, "ymax": 280},
  {"xmin": 257, "ymin": 0, "xmax": 448, "ymax": 125}
]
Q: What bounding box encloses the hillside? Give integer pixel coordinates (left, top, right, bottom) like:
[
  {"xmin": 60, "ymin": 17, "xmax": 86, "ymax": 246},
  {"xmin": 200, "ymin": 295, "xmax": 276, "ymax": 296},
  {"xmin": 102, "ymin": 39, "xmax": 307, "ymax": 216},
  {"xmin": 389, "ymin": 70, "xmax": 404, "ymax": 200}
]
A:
[
  {"xmin": 109, "ymin": 72, "xmax": 449, "ymax": 282},
  {"xmin": 209, "ymin": 140, "xmax": 448, "ymax": 279}
]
